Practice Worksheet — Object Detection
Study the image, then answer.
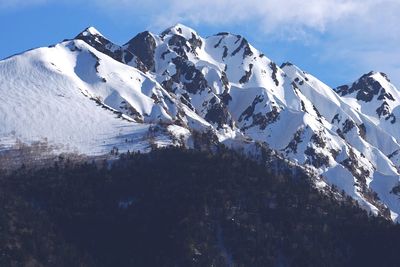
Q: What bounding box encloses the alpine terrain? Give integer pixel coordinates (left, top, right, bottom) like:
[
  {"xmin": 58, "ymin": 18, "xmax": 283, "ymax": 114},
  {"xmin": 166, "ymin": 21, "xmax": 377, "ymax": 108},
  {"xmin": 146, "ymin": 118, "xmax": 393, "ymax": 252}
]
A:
[{"xmin": 1, "ymin": 24, "xmax": 400, "ymax": 223}]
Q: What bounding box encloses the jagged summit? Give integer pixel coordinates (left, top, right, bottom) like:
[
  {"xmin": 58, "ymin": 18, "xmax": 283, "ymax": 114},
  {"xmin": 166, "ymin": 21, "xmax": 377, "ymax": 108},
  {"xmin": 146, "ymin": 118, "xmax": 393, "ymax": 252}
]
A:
[
  {"xmin": 336, "ymin": 71, "xmax": 400, "ymax": 113},
  {"xmin": 363, "ymin": 71, "xmax": 391, "ymax": 82},
  {"xmin": 75, "ymin": 26, "xmax": 110, "ymax": 46},
  {"xmin": 74, "ymin": 26, "xmax": 147, "ymax": 71},
  {"xmin": 335, "ymin": 70, "xmax": 400, "ymax": 134},
  {"xmin": 1, "ymin": 24, "xmax": 400, "ymax": 222},
  {"xmin": 336, "ymin": 71, "xmax": 394, "ymax": 98},
  {"xmin": 160, "ymin": 23, "xmax": 199, "ymax": 39},
  {"xmin": 83, "ymin": 26, "xmax": 103, "ymax": 36},
  {"xmin": 75, "ymin": 26, "xmax": 104, "ymax": 39}
]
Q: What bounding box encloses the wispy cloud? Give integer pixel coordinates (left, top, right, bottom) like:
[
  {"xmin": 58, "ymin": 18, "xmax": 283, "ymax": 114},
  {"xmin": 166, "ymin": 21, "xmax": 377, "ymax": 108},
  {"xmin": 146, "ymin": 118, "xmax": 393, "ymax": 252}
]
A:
[
  {"xmin": 2, "ymin": 0, "xmax": 397, "ymax": 42},
  {"xmin": 2, "ymin": 0, "xmax": 397, "ymax": 41},
  {"xmin": 96, "ymin": 0, "xmax": 366, "ymax": 35},
  {"xmin": 97, "ymin": 0, "xmax": 400, "ymax": 85},
  {"xmin": 102, "ymin": 0, "xmax": 400, "ymax": 85},
  {"xmin": 2, "ymin": 0, "xmax": 400, "ymax": 85}
]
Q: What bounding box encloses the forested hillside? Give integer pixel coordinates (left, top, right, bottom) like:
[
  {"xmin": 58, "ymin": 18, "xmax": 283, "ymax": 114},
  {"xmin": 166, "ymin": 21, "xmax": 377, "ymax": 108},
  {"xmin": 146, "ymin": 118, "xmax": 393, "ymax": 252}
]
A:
[{"xmin": 1, "ymin": 147, "xmax": 400, "ymax": 267}]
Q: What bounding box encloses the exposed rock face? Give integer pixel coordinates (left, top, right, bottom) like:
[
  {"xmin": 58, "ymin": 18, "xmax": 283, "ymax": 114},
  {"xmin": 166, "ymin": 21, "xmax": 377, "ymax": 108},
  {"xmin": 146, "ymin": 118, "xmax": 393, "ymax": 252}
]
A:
[
  {"xmin": 336, "ymin": 71, "xmax": 400, "ymax": 132},
  {"xmin": 269, "ymin": 62, "xmax": 279, "ymax": 86},
  {"xmin": 75, "ymin": 27, "xmax": 119, "ymax": 58},
  {"xmin": 124, "ymin": 31, "xmax": 157, "ymax": 72},
  {"xmin": 75, "ymin": 27, "xmax": 146, "ymax": 71},
  {"xmin": 337, "ymin": 72, "xmax": 394, "ymax": 103},
  {"xmin": 239, "ymin": 64, "xmax": 253, "ymax": 84},
  {"xmin": 205, "ymin": 97, "xmax": 233, "ymax": 129},
  {"xmin": 166, "ymin": 57, "xmax": 209, "ymax": 95},
  {"xmin": 231, "ymin": 37, "xmax": 253, "ymax": 58}
]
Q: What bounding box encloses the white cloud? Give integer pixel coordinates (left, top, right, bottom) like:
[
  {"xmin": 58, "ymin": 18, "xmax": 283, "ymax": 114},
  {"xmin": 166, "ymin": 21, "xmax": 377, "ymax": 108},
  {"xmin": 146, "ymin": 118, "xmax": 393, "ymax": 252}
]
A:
[
  {"xmin": 95, "ymin": 0, "xmax": 400, "ymax": 85},
  {"xmin": 2, "ymin": 0, "xmax": 400, "ymax": 85},
  {"xmin": 96, "ymin": 0, "xmax": 367, "ymax": 35},
  {"xmin": 2, "ymin": 0, "xmax": 397, "ymax": 42},
  {"xmin": 317, "ymin": 1, "xmax": 400, "ymax": 85}
]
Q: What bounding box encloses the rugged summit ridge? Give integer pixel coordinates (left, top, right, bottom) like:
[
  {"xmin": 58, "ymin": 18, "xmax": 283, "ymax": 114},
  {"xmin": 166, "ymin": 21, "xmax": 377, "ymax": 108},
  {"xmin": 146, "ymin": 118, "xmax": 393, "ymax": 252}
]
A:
[
  {"xmin": 337, "ymin": 71, "xmax": 400, "ymax": 126},
  {"xmin": 1, "ymin": 24, "xmax": 400, "ymax": 221},
  {"xmin": 75, "ymin": 27, "xmax": 146, "ymax": 71}
]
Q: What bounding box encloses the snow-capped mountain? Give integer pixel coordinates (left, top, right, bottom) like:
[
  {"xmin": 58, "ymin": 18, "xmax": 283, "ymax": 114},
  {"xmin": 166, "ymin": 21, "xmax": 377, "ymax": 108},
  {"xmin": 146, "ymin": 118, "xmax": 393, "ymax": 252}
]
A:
[{"xmin": 1, "ymin": 24, "xmax": 400, "ymax": 221}]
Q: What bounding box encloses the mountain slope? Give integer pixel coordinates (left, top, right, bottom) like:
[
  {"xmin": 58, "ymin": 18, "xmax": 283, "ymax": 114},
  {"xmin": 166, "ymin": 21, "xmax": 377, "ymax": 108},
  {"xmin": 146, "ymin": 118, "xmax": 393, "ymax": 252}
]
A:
[
  {"xmin": 0, "ymin": 24, "xmax": 399, "ymax": 221},
  {"xmin": 0, "ymin": 38, "xmax": 208, "ymax": 155}
]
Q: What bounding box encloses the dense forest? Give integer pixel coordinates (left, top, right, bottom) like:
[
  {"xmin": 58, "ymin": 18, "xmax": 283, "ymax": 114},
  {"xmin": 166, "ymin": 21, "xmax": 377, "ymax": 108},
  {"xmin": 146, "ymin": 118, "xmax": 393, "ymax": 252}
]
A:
[{"xmin": 1, "ymin": 147, "xmax": 400, "ymax": 267}]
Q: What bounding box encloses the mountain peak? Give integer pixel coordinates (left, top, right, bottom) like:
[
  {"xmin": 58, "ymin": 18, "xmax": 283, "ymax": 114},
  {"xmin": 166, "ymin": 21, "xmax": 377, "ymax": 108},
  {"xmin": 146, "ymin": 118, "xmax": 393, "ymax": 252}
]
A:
[
  {"xmin": 77, "ymin": 26, "xmax": 104, "ymax": 38},
  {"xmin": 160, "ymin": 23, "xmax": 199, "ymax": 39},
  {"xmin": 352, "ymin": 71, "xmax": 391, "ymax": 85},
  {"xmin": 74, "ymin": 26, "xmax": 111, "ymax": 48},
  {"xmin": 336, "ymin": 70, "xmax": 397, "ymax": 104},
  {"xmin": 74, "ymin": 26, "xmax": 108, "ymax": 46},
  {"xmin": 368, "ymin": 71, "xmax": 391, "ymax": 83}
]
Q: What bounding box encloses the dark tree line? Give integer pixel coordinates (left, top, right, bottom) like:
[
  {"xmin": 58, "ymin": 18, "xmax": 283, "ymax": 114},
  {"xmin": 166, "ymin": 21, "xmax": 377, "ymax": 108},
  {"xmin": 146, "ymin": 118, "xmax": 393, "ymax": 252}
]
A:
[{"xmin": 1, "ymin": 147, "xmax": 400, "ymax": 266}]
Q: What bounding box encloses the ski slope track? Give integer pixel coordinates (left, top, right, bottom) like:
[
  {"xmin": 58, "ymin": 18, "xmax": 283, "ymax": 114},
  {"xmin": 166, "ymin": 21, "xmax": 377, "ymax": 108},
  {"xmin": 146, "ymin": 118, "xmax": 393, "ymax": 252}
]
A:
[{"xmin": 1, "ymin": 24, "xmax": 400, "ymax": 221}]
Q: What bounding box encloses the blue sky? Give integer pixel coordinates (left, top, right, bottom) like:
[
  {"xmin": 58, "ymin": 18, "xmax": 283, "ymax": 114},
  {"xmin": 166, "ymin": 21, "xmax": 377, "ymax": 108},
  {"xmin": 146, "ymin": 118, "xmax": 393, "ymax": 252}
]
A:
[{"xmin": 1, "ymin": 0, "xmax": 399, "ymax": 87}]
